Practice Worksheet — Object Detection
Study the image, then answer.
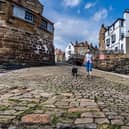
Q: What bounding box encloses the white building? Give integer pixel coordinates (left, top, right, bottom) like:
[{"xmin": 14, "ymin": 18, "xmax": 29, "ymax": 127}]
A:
[
  {"xmin": 105, "ymin": 10, "xmax": 129, "ymax": 54},
  {"xmin": 65, "ymin": 41, "xmax": 91, "ymax": 61},
  {"xmin": 65, "ymin": 42, "xmax": 75, "ymax": 61}
]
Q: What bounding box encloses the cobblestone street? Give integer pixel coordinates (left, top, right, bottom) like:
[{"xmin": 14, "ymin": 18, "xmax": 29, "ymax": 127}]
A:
[{"xmin": 0, "ymin": 65, "xmax": 129, "ymax": 129}]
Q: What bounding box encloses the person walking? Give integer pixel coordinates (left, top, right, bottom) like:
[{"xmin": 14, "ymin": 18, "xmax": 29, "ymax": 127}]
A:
[{"xmin": 83, "ymin": 49, "xmax": 93, "ymax": 78}]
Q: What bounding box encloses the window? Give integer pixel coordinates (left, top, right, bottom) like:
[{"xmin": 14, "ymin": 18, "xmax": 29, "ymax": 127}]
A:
[
  {"xmin": 80, "ymin": 48, "xmax": 84, "ymax": 55},
  {"xmin": 47, "ymin": 23, "xmax": 54, "ymax": 33},
  {"xmin": 69, "ymin": 45, "xmax": 71, "ymax": 49},
  {"xmin": 113, "ymin": 25, "xmax": 115, "ymax": 30},
  {"xmin": 25, "ymin": 11, "xmax": 33, "ymax": 23},
  {"xmin": 120, "ymin": 33, "xmax": 124, "ymax": 40},
  {"xmin": 121, "ymin": 21, "xmax": 124, "ymax": 27},
  {"xmin": 13, "ymin": 5, "xmax": 35, "ymax": 23},
  {"xmin": 111, "ymin": 34, "xmax": 116, "ymax": 43},
  {"xmin": 68, "ymin": 51, "xmax": 71, "ymax": 55},
  {"xmin": 13, "ymin": 5, "xmax": 25, "ymax": 19},
  {"xmin": 106, "ymin": 38, "xmax": 110, "ymax": 47},
  {"xmin": 0, "ymin": 2, "xmax": 2, "ymax": 11},
  {"xmin": 121, "ymin": 44, "xmax": 123, "ymax": 52},
  {"xmin": 115, "ymin": 47, "xmax": 118, "ymax": 51},
  {"xmin": 40, "ymin": 20, "xmax": 47, "ymax": 30}
]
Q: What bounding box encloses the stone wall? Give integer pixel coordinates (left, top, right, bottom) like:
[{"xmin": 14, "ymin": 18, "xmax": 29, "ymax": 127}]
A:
[
  {"xmin": 11, "ymin": 0, "xmax": 43, "ymax": 14},
  {"xmin": 99, "ymin": 24, "xmax": 107, "ymax": 51},
  {"xmin": 74, "ymin": 46, "xmax": 89, "ymax": 55},
  {"xmin": 0, "ymin": 0, "xmax": 9, "ymax": 24},
  {"xmin": 0, "ymin": 26, "xmax": 55, "ymax": 66},
  {"xmin": 126, "ymin": 37, "xmax": 129, "ymax": 57},
  {"xmin": 74, "ymin": 42, "xmax": 89, "ymax": 55},
  {"xmin": 0, "ymin": 0, "xmax": 55, "ymax": 66}
]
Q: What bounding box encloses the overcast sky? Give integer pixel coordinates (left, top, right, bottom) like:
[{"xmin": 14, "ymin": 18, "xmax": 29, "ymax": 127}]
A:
[{"xmin": 39, "ymin": 0, "xmax": 129, "ymax": 50}]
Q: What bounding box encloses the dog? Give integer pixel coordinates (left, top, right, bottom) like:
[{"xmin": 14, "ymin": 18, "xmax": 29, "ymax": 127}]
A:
[{"xmin": 72, "ymin": 66, "xmax": 78, "ymax": 78}]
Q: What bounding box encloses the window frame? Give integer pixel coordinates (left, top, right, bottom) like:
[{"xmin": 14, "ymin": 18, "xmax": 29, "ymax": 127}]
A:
[
  {"xmin": 68, "ymin": 51, "xmax": 71, "ymax": 55},
  {"xmin": 120, "ymin": 33, "xmax": 124, "ymax": 40},
  {"xmin": 115, "ymin": 47, "xmax": 118, "ymax": 52},
  {"xmin": 121, "ymin": 44, "xmax": 123, "ymax": 52},
  {"xmin": 113, "ymin": 25, "xmax": 115, "ymax": 30},
  {"xmin": 40, "ymin": 20, "xmax": 47, "ymax": 30},
  {"xmin": 24, "ymin": 10, "xmax": 34, "ymax": 23},
  {"xmin": 106, "ymin": 38, "xmax": 110, "ymax": 47},
  {"xmin": 69, "ymin": 45, "xmax": 71, "ymax": 49},
  {"xmin": 111, "ymin": 34, "xmax": 116, "ymax": 43},
  {"xmin": 47, "ymin": 22, "xmax": 54, "ymax": 33},
  {"xmin": 121, "ymin": 21, "xmax": 124, "ymax": 27}
]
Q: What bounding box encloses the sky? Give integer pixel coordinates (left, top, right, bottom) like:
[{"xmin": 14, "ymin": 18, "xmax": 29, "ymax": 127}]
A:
[{"xmin": 39, "ymin": 0, "xmax": 129, "ymax": 50}]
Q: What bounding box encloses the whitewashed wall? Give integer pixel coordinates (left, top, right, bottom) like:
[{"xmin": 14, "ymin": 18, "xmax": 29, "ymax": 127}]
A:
[
  {"xmin": 65, "ymin": 43, "xmax": 75, "ymax": 61},
  {"xmin": 105, "ymin": 13, "xmax": 129, "ymax": 54}
]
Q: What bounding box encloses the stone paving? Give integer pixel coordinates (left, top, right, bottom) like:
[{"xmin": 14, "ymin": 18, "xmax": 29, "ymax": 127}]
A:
[{"xmin": 0, "ymin": 66, "xmax": 128, "ymax": 129}]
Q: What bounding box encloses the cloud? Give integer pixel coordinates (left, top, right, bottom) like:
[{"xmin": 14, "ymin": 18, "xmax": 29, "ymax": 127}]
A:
[
  {"xmin": 85, "ymin": 2, "xmax": 96, "ymax": 9},
  {"xmin": 54, "ymin": 17, "xmax": 99, "ymax": 50},
  {"xmin": 93, "ymin": 9, "xmax": 108, "ymax": 21},
  {"xmin": 39, "ymin": 1, "xmax": 110, "ymax": 50},
  {"xmin": 43, "ymin": 9, "xmax": 101, "ymax": 50},
  {"xmin": 63, "ymin": 0, "xmax": 81, "ymax": 7}
]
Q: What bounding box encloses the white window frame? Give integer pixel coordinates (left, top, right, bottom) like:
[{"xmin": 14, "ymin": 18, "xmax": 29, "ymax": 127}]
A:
[
  {"xmin": 47, "ymin": 23, "xmax": 54, "ymax": 33},
  {"xmin": 106, "ymin": 38, "xmax": 110, "ymax": 47},
  {"xmin": 13, "ymin": 5, "xmax": 34, "ymax": 23},
  {"xmin": 40, "ymin": 20, "xmax": 47, "ymax": 30},
  {"xmin": 121, "ymin": 21, "xmax": 124, "ymax": 27},
  {"xmin": 111, "ymin": 34, "xmax": 116, "ymax": 43},
  {"xmin": 120, "ymin": 33, "xmax": 124, "ymax": 40},
  {"xmin": 24, "ymin": 10, "xmax": 34, "ymax": 23},
  {"xmin": 115, "ymin": 47, "xmax": 118, "ymax": 52}
]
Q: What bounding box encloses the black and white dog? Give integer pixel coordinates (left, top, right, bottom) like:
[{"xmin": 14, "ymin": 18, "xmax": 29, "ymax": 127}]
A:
[{"xmin": 72, "ymin": 66, "xmax": 78, "ymax": 78}]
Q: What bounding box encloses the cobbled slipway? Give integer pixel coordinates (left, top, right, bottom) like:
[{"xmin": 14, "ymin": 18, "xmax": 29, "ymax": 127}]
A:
[{"xmin": 0, "ymin": 65, "xmax": 128, "ymax": 129}]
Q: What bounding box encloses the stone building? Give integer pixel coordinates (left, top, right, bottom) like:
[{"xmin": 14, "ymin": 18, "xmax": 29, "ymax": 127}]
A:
[
  {"xmin": 74, "ymin": 41, "xmax": 90, "ymax": 55},
  {"xmin": 99, "ymin": 24, "xmax": 107, "ymax": 51},
  {"xmin": 55, "ymin": 48, "xmax": 65, "ymax": 63},
  {"xmin": 0, "ymin": 0, "xmax": 55, "ymax": 66}
]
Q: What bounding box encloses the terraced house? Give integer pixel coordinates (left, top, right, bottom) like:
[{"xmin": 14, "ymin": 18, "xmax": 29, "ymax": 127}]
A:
[
  {"xmin": 104, "ymin": 9, "xmax": 129, "ymax": 55},
  {"xmin": 65, "ymin": 41, "xmax": 95, "ymax": 61},
  {"xmin": 0, "ymin": 0, "xmax": 55, "ymax": 66}
]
